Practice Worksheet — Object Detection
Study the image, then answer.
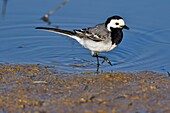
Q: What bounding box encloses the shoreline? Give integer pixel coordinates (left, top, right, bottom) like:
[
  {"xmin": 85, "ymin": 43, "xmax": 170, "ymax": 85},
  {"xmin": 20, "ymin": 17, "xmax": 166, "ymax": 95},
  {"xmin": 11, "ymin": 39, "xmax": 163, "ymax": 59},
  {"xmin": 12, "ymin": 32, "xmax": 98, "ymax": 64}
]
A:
[{"xmin": 0, "ymin": 64, "xmax": 170, "ymax": 112}]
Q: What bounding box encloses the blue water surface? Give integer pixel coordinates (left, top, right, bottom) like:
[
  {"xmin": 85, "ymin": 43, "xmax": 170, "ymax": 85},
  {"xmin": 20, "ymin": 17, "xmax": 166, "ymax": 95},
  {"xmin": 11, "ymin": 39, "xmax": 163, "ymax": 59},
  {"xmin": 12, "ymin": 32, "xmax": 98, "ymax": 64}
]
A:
[{"xmin": 0, "ymin": 0, "xmax": 170, "ymax": 73}]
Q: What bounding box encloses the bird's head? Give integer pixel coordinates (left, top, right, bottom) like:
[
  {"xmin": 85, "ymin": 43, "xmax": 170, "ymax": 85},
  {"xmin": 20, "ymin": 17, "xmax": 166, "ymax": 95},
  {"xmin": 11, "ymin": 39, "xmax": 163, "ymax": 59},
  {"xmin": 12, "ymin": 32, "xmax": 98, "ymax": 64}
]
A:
[{"xmin": 105, "ymin": 15, "xmax": 129, "ymax": 31}]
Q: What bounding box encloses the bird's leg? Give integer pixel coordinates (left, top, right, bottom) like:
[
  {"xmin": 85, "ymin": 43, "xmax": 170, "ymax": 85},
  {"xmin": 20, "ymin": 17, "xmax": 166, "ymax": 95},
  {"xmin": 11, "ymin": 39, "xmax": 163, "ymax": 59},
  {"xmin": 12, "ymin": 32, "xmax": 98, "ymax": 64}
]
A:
[
  {"xmin": 96, "ymin": 52, "xmax": 100, "ymax": 66},
  {"xmin": 91, "ymin": 51, "xmax": 112, "ymax": 66},
  {"xmin": 96, "ymin": 53, "xmax": 112, "ymax": 66},
  {"xmin": 91, "ymin": 51, "xmax": 100, "ymax": 66},
  {"xmin": 98, "ymin": 56, "xmax": 112, "ymax": 66},
  {"xmin": 91, "ymin": 51, "xmax": 100, "ymax": 72}
]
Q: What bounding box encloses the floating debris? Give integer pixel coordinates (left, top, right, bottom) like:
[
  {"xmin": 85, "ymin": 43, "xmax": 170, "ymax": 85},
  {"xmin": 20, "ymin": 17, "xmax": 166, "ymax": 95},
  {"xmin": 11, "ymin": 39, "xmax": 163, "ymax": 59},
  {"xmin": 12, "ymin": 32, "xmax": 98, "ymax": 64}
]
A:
[
  {"xmin": 33, "ymin": 81, "xmax": 48, "ymax": 84},
  {"xmin": 1, "ymin": 0, "xmax": 8, "ymax": 17},
  {"xmin": 41, "ymin": 0, "xmax": 70, "ymax": 25}
]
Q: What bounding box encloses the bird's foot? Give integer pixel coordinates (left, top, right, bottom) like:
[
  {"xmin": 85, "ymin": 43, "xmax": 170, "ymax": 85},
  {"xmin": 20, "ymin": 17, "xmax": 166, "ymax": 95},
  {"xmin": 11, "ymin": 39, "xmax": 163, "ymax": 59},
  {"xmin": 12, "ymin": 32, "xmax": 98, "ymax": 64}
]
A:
[{"xmin": 101, "ymin": 57, "xmax": 112, "ymax": 66}]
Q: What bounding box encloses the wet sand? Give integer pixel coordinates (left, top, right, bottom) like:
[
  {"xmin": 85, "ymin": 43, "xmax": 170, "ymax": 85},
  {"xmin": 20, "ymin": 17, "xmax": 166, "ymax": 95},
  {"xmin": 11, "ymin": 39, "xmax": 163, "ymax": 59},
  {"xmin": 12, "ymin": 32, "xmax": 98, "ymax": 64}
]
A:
[{"xmin": 0, "ymin": 64, "xmax": 169, "ymax": 113}]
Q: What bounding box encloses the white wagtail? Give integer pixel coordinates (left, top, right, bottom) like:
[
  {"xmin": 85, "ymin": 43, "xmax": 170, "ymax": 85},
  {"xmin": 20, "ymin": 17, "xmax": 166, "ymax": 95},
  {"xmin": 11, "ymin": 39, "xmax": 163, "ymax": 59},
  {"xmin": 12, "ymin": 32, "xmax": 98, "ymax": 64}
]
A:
[{"xmin": 36, "ymin": 15, "xmax": 129, "ymax": 68}]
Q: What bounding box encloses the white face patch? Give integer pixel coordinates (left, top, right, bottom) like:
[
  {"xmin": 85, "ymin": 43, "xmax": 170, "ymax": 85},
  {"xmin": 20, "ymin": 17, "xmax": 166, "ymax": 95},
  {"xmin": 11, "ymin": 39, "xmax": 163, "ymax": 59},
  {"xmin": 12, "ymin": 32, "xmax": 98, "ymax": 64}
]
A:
[{"xmin": 107, "ymin": 19, "xmax": 125, "ymax": 31}]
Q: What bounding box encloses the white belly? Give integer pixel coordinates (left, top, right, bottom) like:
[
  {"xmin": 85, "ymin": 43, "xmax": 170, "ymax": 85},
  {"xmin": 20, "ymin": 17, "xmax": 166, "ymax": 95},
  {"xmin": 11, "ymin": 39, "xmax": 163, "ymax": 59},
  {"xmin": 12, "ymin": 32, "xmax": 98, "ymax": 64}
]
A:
[{"xmin": 79, "ymin": 39, "xmax": 117, "ymax": 52}]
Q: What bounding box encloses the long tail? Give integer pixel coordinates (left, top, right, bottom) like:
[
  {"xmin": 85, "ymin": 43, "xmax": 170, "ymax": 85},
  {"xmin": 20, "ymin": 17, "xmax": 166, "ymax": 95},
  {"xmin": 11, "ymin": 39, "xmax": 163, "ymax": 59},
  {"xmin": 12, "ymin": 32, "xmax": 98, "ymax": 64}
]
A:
[{"xmin": 35, "ymin": 27, "xmax": 75, "ymax": 37}]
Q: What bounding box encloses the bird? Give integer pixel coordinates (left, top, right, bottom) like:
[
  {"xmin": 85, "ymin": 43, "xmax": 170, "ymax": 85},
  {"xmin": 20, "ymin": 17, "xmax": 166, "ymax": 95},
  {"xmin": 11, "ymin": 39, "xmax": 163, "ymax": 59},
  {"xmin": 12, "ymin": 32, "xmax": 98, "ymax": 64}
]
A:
[{"xmin": 36, "ymin": 15, "xmax": 129, "ymax": 70}]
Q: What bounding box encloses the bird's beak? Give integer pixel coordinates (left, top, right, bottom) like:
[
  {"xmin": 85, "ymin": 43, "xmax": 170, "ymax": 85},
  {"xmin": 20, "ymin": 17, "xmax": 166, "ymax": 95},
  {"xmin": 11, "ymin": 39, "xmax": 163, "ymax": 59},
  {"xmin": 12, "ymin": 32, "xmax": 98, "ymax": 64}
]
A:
[{"xmin": 122, "ymin": 25, "xmax": 129, "ymax": 30}]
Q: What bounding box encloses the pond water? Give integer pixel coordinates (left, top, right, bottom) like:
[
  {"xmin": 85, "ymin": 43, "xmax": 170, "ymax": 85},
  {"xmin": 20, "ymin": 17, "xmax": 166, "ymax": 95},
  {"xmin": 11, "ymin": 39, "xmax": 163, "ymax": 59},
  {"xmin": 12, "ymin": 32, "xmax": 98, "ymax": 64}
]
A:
[{"xmin": 0, "ymin": 0, "xmax": 170, "ymax": 73}]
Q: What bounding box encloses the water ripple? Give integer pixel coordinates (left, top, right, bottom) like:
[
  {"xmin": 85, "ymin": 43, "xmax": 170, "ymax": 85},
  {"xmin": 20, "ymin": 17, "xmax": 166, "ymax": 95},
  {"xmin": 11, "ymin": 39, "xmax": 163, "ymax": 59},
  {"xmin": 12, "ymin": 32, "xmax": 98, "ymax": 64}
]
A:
[{"xmin": 0, "ymin": 14, "xmax": 170, "ymax": 73}]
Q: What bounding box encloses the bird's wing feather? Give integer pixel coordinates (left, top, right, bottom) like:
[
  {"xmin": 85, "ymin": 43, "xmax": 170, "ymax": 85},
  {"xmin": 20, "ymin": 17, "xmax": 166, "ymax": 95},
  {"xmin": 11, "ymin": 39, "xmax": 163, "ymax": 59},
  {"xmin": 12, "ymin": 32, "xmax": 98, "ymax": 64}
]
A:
[
  {"xmin": 74, "ymin": 23, "xmax": 110, "ymax": 42},
  {"xmin": 36, "ymin": 23, "xmax": 110, "ymax": 42}
]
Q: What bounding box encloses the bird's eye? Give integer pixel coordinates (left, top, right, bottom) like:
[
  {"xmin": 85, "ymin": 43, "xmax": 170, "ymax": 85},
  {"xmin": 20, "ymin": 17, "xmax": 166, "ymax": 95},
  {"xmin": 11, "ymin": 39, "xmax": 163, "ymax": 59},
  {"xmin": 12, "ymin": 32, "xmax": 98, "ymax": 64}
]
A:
[{"xmin": 115, "ymin": 23, "xmax": 119, "ymax": 25}]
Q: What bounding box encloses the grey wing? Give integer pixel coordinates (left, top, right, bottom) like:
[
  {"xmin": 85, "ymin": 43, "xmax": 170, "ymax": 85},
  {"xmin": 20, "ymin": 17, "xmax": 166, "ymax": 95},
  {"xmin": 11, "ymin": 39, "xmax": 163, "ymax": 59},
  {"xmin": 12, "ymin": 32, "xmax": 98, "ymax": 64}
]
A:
[{"xmin": 74, "ymin": 23, "xmax": 110, "ymax": 42}]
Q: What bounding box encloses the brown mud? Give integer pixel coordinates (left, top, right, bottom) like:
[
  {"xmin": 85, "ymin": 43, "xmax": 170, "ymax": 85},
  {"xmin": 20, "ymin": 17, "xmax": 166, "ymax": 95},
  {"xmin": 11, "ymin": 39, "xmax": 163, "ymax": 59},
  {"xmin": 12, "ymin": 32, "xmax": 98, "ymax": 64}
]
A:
[{"xmin": 0, "ymin": 64, "xmax": 170, "ymax": 113}]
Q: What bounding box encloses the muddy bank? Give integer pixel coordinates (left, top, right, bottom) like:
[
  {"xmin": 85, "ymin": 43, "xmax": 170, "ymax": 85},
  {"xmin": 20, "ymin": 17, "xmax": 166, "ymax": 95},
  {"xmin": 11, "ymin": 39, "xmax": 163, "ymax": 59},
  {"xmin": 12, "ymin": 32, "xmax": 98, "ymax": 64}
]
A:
[{"xmin": 0, "ymin": 64, "xmax": 169, "ymax": 113}]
